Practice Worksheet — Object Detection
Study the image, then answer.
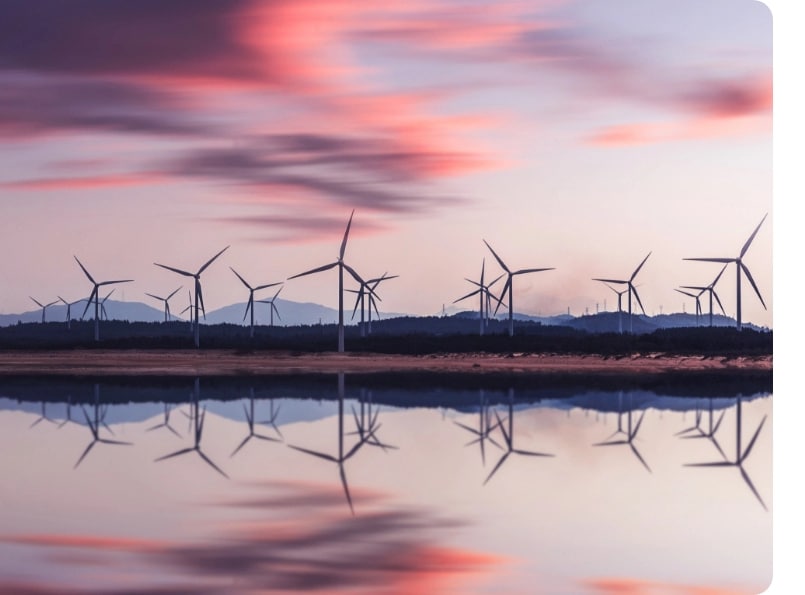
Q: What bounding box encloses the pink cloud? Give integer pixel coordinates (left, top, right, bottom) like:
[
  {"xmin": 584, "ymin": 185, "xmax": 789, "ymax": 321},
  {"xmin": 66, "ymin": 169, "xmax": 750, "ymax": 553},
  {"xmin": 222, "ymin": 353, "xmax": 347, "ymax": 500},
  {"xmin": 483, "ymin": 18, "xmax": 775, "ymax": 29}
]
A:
[{"xmin": 1, "ymin": 172, "xmax": 166, "ymax": 191}]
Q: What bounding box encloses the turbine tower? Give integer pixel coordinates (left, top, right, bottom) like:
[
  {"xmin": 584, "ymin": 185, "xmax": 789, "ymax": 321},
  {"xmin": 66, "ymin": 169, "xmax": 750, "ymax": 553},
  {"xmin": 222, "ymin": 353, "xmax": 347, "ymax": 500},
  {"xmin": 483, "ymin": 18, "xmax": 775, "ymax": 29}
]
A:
[
  {"xmin": 230, "ymin": 267, "xmax": 282, "ymax": 338},
  {"xmin": 74, "ymin": 256, "xmax": 133, "ymax": 341},
  {"xmin": 29, "ymin": 297, "xmax": 58, "ymax": 323},
  {"xmin": 57, "ymin": 296, "xmax": 84, "ymax": 330},
  {"xmin": 483, "ymin": 240, "xmax": 554, "ymax": 337},
  {"xmin": 680, "ymin": 265, "xmax": 728, "ymax": 327},
  {"xmin": 593, "ymin": 252, "xmax": 651, "ymax": 334},
  {"xmin": 288, "ymin": 211, "xmax": 361, "ymax": 352},
  {"xmin": 154, "ymin": 246, "xmax": 230, "ymax": 348},
  {"xmin": 145, "ymin": 286, "xmax": 183, "ymax": 323},
  {"xmin": 684, "ymin": 214, "xmax": 767, "ymax": 331}
]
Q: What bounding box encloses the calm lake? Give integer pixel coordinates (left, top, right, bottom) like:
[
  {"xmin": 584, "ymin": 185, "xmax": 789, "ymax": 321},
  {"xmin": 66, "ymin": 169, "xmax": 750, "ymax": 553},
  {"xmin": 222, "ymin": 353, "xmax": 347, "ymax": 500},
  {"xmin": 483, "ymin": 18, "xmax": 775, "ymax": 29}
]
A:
[{"xmin": 0, "ymin": 373, "xmax": 772, "ymax": 594}]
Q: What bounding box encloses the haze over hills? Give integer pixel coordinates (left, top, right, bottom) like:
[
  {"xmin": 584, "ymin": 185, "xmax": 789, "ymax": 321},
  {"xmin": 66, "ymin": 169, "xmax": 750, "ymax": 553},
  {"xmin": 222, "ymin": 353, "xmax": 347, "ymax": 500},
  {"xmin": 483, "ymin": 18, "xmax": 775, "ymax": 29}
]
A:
[{"xmin": 0, "ymin": 298, "xmax": 767, "ymax": 334}]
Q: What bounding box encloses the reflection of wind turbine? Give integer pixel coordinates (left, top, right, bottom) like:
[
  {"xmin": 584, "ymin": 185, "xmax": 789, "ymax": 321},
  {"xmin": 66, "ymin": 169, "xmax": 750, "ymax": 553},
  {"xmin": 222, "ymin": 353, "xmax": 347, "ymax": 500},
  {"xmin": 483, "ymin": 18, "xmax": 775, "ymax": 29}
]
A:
[
  {"xmin": 484, "ymin": 241, "xmax": 554, "ymax": 337},
  {"xmin": 146, "ymin": 404, "xmax": 182, "ymax": 438},
  {"xmin": 230, "ymin": 268, "xmax": 282, "ymax": 338},
  {"xmin": 484, "ymin": 389, "xmax": 554, "ymax": 485},
  {"xmin": 594, "ymin": 393, "xmax": 651, "ymax": 473},
  {"xmin": 454, "ymin": 390, "xmax": 503, "ymax": 465},
  {"xmin": 231, "ymin": 391, "xmax": 282, "ymax": 457},
  {"xmin": 75, "ymin": 385, "xmax": 132, "ymax": 468},
  {"xmin": 288, "ymin": 211, "xmax": 362, "ymax": 352},
  {"xmin": 685, "ymin": 396, "xmax": 767, "ymax": 510},
  {"xmin": 145, "ymin": 287, "xmax": 183, "ymax": 323},
  {"xmin": 29, "ymin": 402, "xmax": 57, "ymax": 428},
  {"xmin": 680, "ymin": 265, "xmax": 728, "ymax": 327},
  {"xmin": 29, "ymin": 297, "xmax": 58, "ymax": 323},
  {"xmin": 74, "ymin": 256, "xmax": 133, "ymax": 341},
  {"xmin": 593, "ymin": 252, "xmax": 651, "ymax": 334},
  {"xmin": 257, "ymin": 286, "xmax": 284, "ymax": 328},
  {"xmin": 684, "ymin": 214, "xmax": 767, "ymax": 331},
  {"xmin": 676, "ymin": 398, "xmax": 727, "ymax": 460},
  {"xmin": 155, "ymin": 378, "xmax": 228, "ymax": 478},
  {"xmin": 675, "ymin": 288, "xmax": 703, "ymax": 326},
  {"xmin": 288, "ymin": 373, "xmax": 367, "ymax": 514},
  {"xmin": 350, "ymin": 388, "xmax": 396, "ymax": 451},
  {"xmin": 155, "ymin": 247, "xmax": 229, "ymax": 348}
]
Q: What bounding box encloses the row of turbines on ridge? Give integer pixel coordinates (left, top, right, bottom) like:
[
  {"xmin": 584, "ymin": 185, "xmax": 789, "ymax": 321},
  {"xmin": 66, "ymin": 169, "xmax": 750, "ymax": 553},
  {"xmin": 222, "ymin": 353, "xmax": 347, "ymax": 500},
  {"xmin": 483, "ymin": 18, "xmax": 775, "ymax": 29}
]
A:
[{"xmin": 26, "ymin": 211, "xmax": 768, "ymax": 351}]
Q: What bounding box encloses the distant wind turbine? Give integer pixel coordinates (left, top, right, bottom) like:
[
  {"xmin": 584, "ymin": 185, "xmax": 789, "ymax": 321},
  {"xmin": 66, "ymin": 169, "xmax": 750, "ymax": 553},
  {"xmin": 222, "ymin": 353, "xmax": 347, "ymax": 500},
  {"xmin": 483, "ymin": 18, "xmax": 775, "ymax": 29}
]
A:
[
  {"xmin": 154, "ymin": 246, "xmax": 229, "ymax": 348},
  {"xmin": 599, "ymin": 283, "xmax": 627, "ymax": 334},
  {"xmin": 99, "ymin": 289, "xmax": 115, "ymax": 320},
  {"xmin": 288, "ymin": 211, "xmax": 362, "ymax": 352},
  {"xmin": 674, "ymin": 288, "xmax": 703, "ymax": 326},
  {"xmin": 145, "ymin": 286, "xmax": 183, "ymax": 323},
  {"xmin": 351, "ymin": 272, "xmax": 397, "ymax": 336},
  {"xmin": 484, "ymin": 240, "xmax": 554, "ymax": 337},
  {"xmin": 58, "ymin": 296, "xmax": 84, "ymax": 330},
  {"xmin": 257, "ymin": 286, "xmax": 284, "ymax": 328},
  {"xmin": 454, "ymin": 259, "xmax": 503, "ymax": 336},
  {"xmin": 684, "ymin": 214, "xmax": 767, "ymax": 331},
  {"xmin": 74, "ymin": 256, "xmax": 133, "ymax": 341},
  {"xmin": 680, "ymin": 264, "xmax": 728, "ymax": 327},
  {"xmin": 29, "ymin": 296, "xmax": 58, "ymax": 323},
  {"xmin": 230, "ymin": 267, "xmax": 282, "ymax": 338},
  {"xmin": 593, "ymin": 252, "xmax": 651, "ymax": 334}
]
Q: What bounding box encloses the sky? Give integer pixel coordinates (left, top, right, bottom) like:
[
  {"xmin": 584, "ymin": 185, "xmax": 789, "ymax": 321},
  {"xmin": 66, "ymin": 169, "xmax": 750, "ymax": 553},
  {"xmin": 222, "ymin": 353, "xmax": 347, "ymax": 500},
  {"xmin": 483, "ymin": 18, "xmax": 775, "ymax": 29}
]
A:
[{"xmin": 0, "ymin": 0, "xmax": 775, "ymax": 327}]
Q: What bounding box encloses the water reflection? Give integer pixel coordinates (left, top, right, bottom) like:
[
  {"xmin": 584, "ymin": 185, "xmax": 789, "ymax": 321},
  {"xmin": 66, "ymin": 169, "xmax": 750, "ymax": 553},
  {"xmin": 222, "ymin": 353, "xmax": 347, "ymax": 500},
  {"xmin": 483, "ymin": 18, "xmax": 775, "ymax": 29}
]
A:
[
  {"xmin": 231, "ymin": 389, "xmax": 282, "ymax": 457},
  {"xmin": 484, "ymin": 388, "xmax": 554, "ymax": 485},
  {"xmin": 685, "ymin": 395, "xmax": 768, "ymax": 510},
  {"xmin": 0, "ymin": 374, "xmax": 772, "ymax": 594},
  {"xmin": 593, "ymin": 391, "xmax": 651, "ymax": 473},
  {"xmin": 75, "ymin": 385, "xmax": 132, "ymax": 469},
  {"xmin": 154, "ymin": 378, "xmax": 228, "ymax": 479}
]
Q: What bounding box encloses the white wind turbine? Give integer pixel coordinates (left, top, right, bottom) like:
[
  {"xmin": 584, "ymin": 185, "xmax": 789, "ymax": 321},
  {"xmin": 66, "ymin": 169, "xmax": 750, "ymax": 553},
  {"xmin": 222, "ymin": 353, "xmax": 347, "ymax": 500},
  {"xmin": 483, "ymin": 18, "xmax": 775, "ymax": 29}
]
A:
[
  {"xmin": 230, "ymin": 267, "xmax": 282, "ymax": 338},
  {"xmin": 288, "ymin": 211, "xmax": 362, "ymax": 352},
  {"xmin": 74, "ymin": 256, "xmax": 133, "ymax": 341},
  {"xmin": 593, "ymin": 252, "xmax": 651, "ymax": 334},
  {"xmin": 57, "ymin": 296, "xmax": 85, "ymax": 330},
  {"xmin": 680, "ymin": 264, "xmax": 728, "ymax": 327},
  {"xmin": 484, "ymin": 240, "xmax": 554, "ymax": 337},
  {"xmin": 257, "ymin": 286, "xmax": 284, "ymax": 328},
  {"xmin": 453, "ymin": 259, "xmax": 503, "ymax": 336},
  {"xmin": 675, "ymin": 288, "xmax": 703, "ymax": 326},
  {"xmin": 350, "ymin": 272, "xmax": 397, "ymax": 337},
  {"xmin": 145, "ymin": 286, "xmax": 183, "ymax": 323},
  {"xmin": 684, "ymin": 214, "xmax": 767, "ymax": 331},
  {"xmin": 29, "ymin": 296, "xmax": 58, "ymax": 323},
  {"xmin": 154, "ymin": 246, "xmax": 229, "ymax": 348}
]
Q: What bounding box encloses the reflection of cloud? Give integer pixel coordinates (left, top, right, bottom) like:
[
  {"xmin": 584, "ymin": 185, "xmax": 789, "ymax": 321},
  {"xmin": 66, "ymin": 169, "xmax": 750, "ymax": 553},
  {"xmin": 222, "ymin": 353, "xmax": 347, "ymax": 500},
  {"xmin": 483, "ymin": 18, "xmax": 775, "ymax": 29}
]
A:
[
  {"xmin": 0, "ymin": 481, "xmax": 502, "ymax": 594},
  {"xmin": 581, "ymin": 576, "xmax": 758, "ymax": 595}
]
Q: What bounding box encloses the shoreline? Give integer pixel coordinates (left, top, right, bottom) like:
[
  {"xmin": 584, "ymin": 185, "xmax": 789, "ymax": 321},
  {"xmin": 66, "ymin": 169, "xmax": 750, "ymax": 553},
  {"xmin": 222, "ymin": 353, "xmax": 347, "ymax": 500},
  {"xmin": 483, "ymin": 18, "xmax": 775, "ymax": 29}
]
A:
[{"xmin": 0, "ymin": 349, "xmax": 772, "ymax": 377}]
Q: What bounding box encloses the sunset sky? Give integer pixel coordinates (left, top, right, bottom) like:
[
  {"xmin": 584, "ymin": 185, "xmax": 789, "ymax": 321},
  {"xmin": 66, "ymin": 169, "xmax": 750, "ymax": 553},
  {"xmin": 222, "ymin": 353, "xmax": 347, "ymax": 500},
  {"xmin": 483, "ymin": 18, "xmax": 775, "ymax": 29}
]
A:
[{"xmin": 0, "ymin": 0, "xmax": 775, "ymax": 327}]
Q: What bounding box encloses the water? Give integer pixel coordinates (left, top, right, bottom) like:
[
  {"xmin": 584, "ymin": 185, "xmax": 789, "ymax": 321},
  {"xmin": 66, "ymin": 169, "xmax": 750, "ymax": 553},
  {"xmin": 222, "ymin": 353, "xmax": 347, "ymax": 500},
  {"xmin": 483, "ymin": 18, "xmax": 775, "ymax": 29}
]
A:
[{"xmin": 0, "ymin": 374, "xmax": 772, "ymax": 594}]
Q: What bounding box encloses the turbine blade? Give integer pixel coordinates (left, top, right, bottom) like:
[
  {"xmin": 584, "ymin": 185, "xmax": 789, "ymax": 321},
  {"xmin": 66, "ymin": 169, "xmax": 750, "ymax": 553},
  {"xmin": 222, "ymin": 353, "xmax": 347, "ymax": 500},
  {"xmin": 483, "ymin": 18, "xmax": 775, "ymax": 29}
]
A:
[
  {"xmin": 30, "ymin": 297, "xmax": 44, "ymax": 308},
  {"xmin": 154, "ymin": 263, "xmax": 194, "ymax": 277},
  {"xmin": 739, "ymin": 467, "xmax": 767, "ymax": 510},
  {"xmin": 197, "ymin": 450, "xmax": 229, "ymax": 478},
  {"xmin": 631, "ymin": 284, "xmax": 646, "ymax": 315},
  {"xmin": 287, "ymin": 445, "xmax": 338, "ymax": 462},
  {"xmin": 483, "ymin": 452, "xmax": 510, "ymax": 485},
  {"xmin": 340, "ymin": 210, "xmax": 355, "ymax": 260},
  {"xmin": 167, "ymin": 286, "xmax": 182, "ymax": 300},
  {"xmin": 155, "ymin": 447, "xmax": 195, "ymax": 462},
  {"xmin": 740, "ymin": 262, "xmax": 767, "ymax": 309},
  {"xmin": 81, "ymin": 289, "xmax": 97, "ymax": 319},
  {"xmin": 712, "ymin": 290, "xmax": 726, "ymax": 315},
  {"xmin": 288, "ymin": 261, "xmax": 338, "ymax": 280},
  {"xmin": 513, "ymin": 267, "xmax": 554, "ymax": 275},
  {"xmin": 230, "ymin": 435, "xmax": 252, "ymax": 457},
  {"xmin": 712, "ymin": 264, "xmax": 729, "ymax": 286},
  {"xmin": 254, "ymin": 281, "xmax": 282, "ymax": 291},
  {"xmin": 630, "ymin": 252, "xmax": 651, "ymax": 281},
  {"xmin": 593, "ymin": 278, "xmax": 627, "ymax": 285},
  {"xmin": 739, "ymin": 416, "xmax": 767, "ymax": 463},
  {"xmin": 739, "ymin": 213, "xmax": 767, "ymax": 258},
  {"xmin": 339, "ymin": 464, "xmax": 355, "ymax": 514},
  {"xmin": 454, "ymin": 289, "xmax": 481, "ymax": 304},
  {"xmin": 230, "ymin": 267, "xmax": 252, "ymax": 290},
  {"xmin": 74, "ymin": 256, "xmax": 96, "ymax": 284},
  {"xmin": 74, "ymin": 441, "xmax": 96, "ymax": 468},
  {"xmin": 145, "ymin": 293, "xmax": 162, "ymax": 301},
  {"xmin": 630, "ymin": 444, "xmax": 651, "ymax": 473},
  {"xmin": 483, "ymin": 240, "xmax": 510, "ymax": 273},
  {"xmin": 683, "ymin": 258, "xmax": 735, "ymax": 263},
  {"xmin": 198, "ymin": 246, "xmax": 230, "ymax": 274}
]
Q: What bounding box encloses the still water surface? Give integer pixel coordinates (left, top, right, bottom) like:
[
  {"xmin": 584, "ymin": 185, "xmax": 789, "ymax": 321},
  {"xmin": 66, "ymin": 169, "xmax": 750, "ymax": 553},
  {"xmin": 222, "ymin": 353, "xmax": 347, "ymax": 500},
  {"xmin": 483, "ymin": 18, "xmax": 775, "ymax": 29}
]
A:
[{"xmin": 0, "ymin": 374, "xmax": 771, "ymax": 594}]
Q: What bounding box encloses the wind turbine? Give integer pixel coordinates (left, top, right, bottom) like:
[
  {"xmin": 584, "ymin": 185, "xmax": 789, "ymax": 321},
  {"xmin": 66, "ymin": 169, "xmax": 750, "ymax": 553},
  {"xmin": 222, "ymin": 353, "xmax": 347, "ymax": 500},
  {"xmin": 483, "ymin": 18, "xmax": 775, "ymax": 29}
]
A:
[
  {"xmin": 453, "ymin": 259, "xmax": 503, "ymax": 336},
  {"xmin": 680, "ymin": 265, "xmax": 728, "ymax": 327},
  {"xmin": 684, "ymin": 214, "xmax": 767, "ymax": 331},
  {"xmin": 597, "ymin": 282, "xmax": 627, "ymax": 334},
  {"xmin": 484, "ymin": 240, "xmax": 554, "ymax": 337},
  {"xmin": 57, "ymin": 296, "xmax": 84, "ymax": 330},
  {"xmin": 74, "ymin": 256, "xmax": 133, "ymax": 341},
  {"xmin": 145, "ymin": 286, "xmax": 183, "ymax": 323},
  {"xmin": 288, "ymin": 211, "xmax": 362, "ymax": 352},
  {"xmin": 257, "ymin": 286, "xmax": 284, "ymax": 328},
  {"xmin": 230, "ymin": 267, "xmax": 282, "ymax": 338},
  {"xmin": 350, "ymin": 272, "xmax": 397, "ymax": 336},
  {"xmin": 154, "ymin": 246, "xmax": 230, "ymax": 348},
  {"xmin": 29, "ymin": 297, "xmax": 58, "ymax": 323},
  {"xmin": 593, "ymin": 252, "xmax": 651, "ymax": 334},
  {"xmin": 675, "ymin": 288, "xmax": 703, "ymax": 326},
  {"xmin": 99, "ymin": 289, "xmax": 115, "ymax": 321}
]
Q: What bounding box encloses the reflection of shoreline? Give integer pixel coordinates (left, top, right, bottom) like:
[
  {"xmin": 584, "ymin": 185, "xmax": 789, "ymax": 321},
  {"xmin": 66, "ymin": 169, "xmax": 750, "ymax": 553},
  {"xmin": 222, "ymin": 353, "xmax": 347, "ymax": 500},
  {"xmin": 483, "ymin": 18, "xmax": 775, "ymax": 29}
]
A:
[{"xmin": 0, "ymin": 350, "xmax": 772, "ymax": 377}]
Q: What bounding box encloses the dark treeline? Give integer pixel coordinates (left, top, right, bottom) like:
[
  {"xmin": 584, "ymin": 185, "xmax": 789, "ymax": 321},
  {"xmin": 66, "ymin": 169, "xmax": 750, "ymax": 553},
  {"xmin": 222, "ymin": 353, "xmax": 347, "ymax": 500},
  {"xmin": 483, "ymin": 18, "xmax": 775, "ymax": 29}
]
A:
[{"xmin": 0, "ymin": 316, "xmax": 771, "ymax": 356}]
